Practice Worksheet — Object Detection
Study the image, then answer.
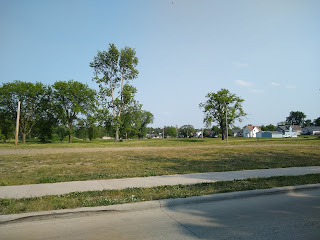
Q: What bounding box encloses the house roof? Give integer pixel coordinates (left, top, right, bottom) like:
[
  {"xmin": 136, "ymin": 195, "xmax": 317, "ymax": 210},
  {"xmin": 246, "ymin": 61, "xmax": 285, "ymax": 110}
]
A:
[
  {"xmin": 291, "ymin": 125, "xmax": 302, "ymax": 131},
  {"xmin": 278, "ymin": 125, "xmax": 302, "ymax": 131},
  {"xmin": 232, "ymin": 129, "xmax": 242, "ymax": 133},
  {"xmin": 306, "ymin": 126, "xmax": 320, "ymax": 131},
  {"xmin": 246, "ymin": 126, "xmax": 261, "ymax": 131}
]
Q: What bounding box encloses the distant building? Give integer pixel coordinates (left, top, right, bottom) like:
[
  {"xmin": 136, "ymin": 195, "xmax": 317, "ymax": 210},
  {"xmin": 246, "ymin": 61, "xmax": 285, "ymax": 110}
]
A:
[
  {"xmin": 243, "ymin": 126, "xmax": 261, "ymax": 138},
  {"xmin": 232, "ymin": 128, "xmax": 243, "ymax": 137},
  {"xmin": 256, "ymin": 131, "xmax": 283, "ymax": 138},
  {"xmin": 275, "ymin": 126, "xmax": 298, "ymax": 138},
  {"xmin": 302, "ymin": 126, "xmax": 320, "ymax": 135},
  {"xmin": 276, "ymin": 125, "xmax": 301, "ymax": 136}
]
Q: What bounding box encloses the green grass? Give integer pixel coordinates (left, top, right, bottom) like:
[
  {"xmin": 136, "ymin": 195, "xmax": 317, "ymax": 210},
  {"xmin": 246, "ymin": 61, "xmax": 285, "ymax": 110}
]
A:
[
  {"xmin": 1, "ymin": 137, "xmax": 320, "ymax": 186},
  {"xmin": 1, "ymin": 174, "xmax": 319, "ymax": 215},
  {"xmin": 1, "ymin": 135, "xmax": 319, "ymax": 149}
]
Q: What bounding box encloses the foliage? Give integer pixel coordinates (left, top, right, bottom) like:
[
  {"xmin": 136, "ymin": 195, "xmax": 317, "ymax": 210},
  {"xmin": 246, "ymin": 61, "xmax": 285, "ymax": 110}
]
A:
[
  {"xmin": 119, "ymin": 93, "xmax": 154, "ymax": 139},
  {"xmin": 314, "ymin": 117, "xmax": 320, "ymax": 126},
  {"xmin": 260, "ymin": 124, "xmax": 276, "ymax": 131},
  {"xmin": 211, "ymin": 125, "xmax": 222, "ymax": 136},
  {"xmin": 0, "ymin": 113, "xmax": 14, "ymax": 142},
  {"xmin": 33, "ymin": 119, "xmax": 55, "ymax": 142},
  {"xmin": 55, "ymin": 125, "xmax": 69, "ymax": 142},
  {"xmin": 0, "ymin": 81, "xmax": 50, "ymax": 143},
  {"xmin": 165, "ymin": 126, "xmax": 177, "ymax": 138},
  {"xmin": 286, "ymin": 111, "xmax": 306, "ymax": 126},
  {"xmin": 52, "ymin": 80, "xmax": 97, "ymax": 143},
  {"xmin": 179, "ymin": 125, "xmax": 195, "ymax": 138},
  {"xmin": 199, "ymin": 88, "xmax": 246, "ymax": 140},
  {"xmin": 90, "ymin": 43, "xmax": 139, "ymax": 141}
]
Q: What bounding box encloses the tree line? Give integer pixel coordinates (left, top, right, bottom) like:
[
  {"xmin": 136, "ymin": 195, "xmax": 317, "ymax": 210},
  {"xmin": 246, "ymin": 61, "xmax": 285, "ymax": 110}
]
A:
[{"xmin": 0, "ymin": 44, "xmax": 153, "ymax": 143}]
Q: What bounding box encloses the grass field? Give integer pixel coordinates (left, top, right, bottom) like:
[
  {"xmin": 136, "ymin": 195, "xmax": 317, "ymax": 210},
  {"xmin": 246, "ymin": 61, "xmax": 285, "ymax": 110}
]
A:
[{"xmin": 1, "ymin": 137, "xmax": 319, "ymax": 186}]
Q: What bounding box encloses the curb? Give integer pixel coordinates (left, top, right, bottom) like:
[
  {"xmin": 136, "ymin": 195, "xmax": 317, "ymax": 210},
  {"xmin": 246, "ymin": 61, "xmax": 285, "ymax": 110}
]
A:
[{"xmin": 1, "ymin": 183, "xmax": 320, "ymax": 224}]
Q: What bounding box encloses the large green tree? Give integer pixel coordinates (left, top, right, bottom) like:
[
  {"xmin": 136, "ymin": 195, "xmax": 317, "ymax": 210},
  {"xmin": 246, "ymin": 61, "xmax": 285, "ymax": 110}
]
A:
[
  {"xmin": 165, "ymin": 126, "xmax": 178, "ymax": 138},
  {"xmin": 52, "ymin": 80, "xmax": 97, "ymax": 143},
  {"xmin": 118, "ymin": 85, "xmax": 154, "ymax": 139},
  {"xmin": 179, "ymin": 125, "xmax": 195, "ymax": 138},
  {"xmin": 90, "ymin": 43, "xmax": 139, "ymax": 141},
  {"xmin": 286, "ymin": 111, "xmax": 306, "ymax": 126},
  {"xmin": 0, "ymin": 81, "xmax": 50, "ymax": 143},
  {"xmin": 199, "ymin": 88, "xmax": 246, "ymax": 140}
]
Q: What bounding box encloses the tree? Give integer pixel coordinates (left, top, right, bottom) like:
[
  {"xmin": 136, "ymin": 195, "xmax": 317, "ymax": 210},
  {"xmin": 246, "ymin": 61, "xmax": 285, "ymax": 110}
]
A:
[
  {"xmin": 260, "ymin": 124, "xmax": 276, "ymax": 131},
  {"xmin": 86, "ymin": 116, "xmax": 99, "ymax": 141},
  {"xmin": 165, "ymin": 126, "xmax": 177, "ymax": 138},
  {"xmin": 286, "ymin": 111, "xmax": 306, "ymax": 126},
  {"xmin": 118, "ymin": 88, "xmax": 154, "ymax": 140},
  {"xmin": 0, "ymin": 81, "xmax": 50, "ymax": 143},
  {"xmin": 56, "ymin": 125, "xmax": 69, "ymax": 142},
  {"xmin": 314, "ymin": 117, "xmax": 320, "ymax": 126},
  {"xmin": 211, "ymin": 126, "xmax": 221, "ymax": 136},
  {"xmin": 179, "ymin": 125, "xmax": 195, "ymax": 138},
  {"xmin": 0, "ymin": 112, "xmax": 14, "ymax": 142},
  {"xmin": 90, "ymin": 43, "xmax": 139, "ymax": 141},
  {"xmin": 52, "ymin": 80, "xmax": 96, "ymax": 143},
  {"xmin": 199, "ymin": 88, "xmax": 246, "ymax": 140}
]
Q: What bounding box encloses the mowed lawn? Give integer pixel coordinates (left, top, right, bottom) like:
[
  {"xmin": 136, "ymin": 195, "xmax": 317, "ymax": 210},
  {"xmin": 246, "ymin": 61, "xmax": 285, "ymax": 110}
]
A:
[{"xmin": 1, "ymin": 137, "xmax": 320, "ymax": 186}]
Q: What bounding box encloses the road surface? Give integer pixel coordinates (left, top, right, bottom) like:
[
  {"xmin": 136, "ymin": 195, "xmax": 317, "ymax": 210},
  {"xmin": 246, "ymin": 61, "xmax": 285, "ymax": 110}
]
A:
[{"xmin": 1, "ymin": 188, "xmax": 320, "ymax": 239}]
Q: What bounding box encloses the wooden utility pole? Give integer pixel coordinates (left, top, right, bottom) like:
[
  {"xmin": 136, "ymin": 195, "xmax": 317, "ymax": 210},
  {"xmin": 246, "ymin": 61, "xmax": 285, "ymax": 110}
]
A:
[{"xmin": 15, "ymin": 101, "xmax": 21, "ymax": 146}]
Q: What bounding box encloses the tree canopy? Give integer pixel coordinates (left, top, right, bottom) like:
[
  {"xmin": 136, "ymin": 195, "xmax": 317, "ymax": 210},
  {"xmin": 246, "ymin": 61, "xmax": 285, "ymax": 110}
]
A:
[
  {"xmin": 286, "ymin": 111, "xmax": 306, "ymax": 126},
  {"xmin": 179, "ymin": 125, "xmax": 195, "ymax": 138},
  {"xmin": 0, "ymin": 81, "xmax": 50, "ymax": 143},
  {"xmin": 199, "ymin": 88, "xmax": 246, "ymax": 140},
  {"xmin": 90, "ymin": 43, "xmax": 139, "ymax": 141},
  {"xmin": 52, "ymin": 80, "xmax": 97, "ymax": 143}
]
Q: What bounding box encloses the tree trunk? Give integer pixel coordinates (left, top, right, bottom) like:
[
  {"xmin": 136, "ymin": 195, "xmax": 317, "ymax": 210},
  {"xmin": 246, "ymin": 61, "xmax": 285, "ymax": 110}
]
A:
[
  {"xmin": 68, "ymin": 122, "xmax": 72, "ymax": 143},
  {"xmin": 220, "ymin": 122, "xmax": 225, "ymax": 140},
  {"xmin": 115, "ymin": 126, "xmax": 119, "ymax": 141},
  {"xmin": 22, "ymin": 133, "xmax": 26, "ymax": 144}
]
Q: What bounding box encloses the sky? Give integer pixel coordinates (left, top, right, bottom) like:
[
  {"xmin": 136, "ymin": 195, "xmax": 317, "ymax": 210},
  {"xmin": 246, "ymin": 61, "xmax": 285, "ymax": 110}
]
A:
[{"xmin": 1, "ymin": 0, "xmax": 319, "ymax": 129}]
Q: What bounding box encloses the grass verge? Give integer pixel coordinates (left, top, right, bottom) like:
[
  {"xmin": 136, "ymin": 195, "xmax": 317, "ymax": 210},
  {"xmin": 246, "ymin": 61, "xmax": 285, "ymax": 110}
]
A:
[{"xmin": 1, "ymin": 174, "xmax": 320, "ymax": 215}]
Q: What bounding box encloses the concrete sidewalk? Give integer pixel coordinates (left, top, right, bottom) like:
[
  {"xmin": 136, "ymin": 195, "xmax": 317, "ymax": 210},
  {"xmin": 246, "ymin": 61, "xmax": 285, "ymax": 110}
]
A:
[{"xmin": 1, "ymin": 166, "xmax": 320, "ymax": 199}]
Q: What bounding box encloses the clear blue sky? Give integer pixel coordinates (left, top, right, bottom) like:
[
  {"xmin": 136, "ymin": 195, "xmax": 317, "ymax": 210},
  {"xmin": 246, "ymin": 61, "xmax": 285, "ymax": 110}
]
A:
[{"xmin": 1, "ymin": 0, "xmax": 319, "ymax": 129}]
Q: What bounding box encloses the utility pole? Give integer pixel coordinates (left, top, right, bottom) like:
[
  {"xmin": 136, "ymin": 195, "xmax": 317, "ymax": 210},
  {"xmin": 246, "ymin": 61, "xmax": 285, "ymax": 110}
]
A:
[{"xmin": 15, "ymin": 101, "xmax": 21, "ymax": 146}]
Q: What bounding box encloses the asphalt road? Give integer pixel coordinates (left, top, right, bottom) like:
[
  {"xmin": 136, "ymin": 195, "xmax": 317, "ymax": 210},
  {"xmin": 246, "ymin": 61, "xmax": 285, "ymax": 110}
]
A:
[{"xmin": 1, "ymin": 188, "xmax": 320, "ymax": 240}]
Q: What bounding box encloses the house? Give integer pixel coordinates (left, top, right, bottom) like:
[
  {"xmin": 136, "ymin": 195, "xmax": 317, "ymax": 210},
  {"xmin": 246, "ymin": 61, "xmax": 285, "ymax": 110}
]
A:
[
  {"xmin": 275, "ymin": 126, "xmax": 298, "ymax": 138},
  {"xmin": 302, "ymin": 126, "xmax": 320, "ymax": 135},
  {"xmin": 243, "ymin": 126, "xmax": 261, "ymax": 138},
  {"xmin": 291, "ymin": 125, "xmax": 302, "ymax": 135},
  {"xmin": 276, "ymin": 125, "xmax": 301, "ymax": 136},
  {"xmin": 194, "ymin": 131, "xmax": 203, "ymax": 138},
  {"xmin": 256, "ymin": 131, "xmax": 283, "ymax": 138},
  {"xmin": 232, "ymin": 128, "xmax": 243, "ymax": 137}
]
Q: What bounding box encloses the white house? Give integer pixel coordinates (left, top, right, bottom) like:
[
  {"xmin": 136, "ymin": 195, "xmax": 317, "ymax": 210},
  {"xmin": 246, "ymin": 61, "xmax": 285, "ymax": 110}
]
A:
[{"xmin": 243, "ymin": 126, "xmax": 261, "ymax": 138}]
